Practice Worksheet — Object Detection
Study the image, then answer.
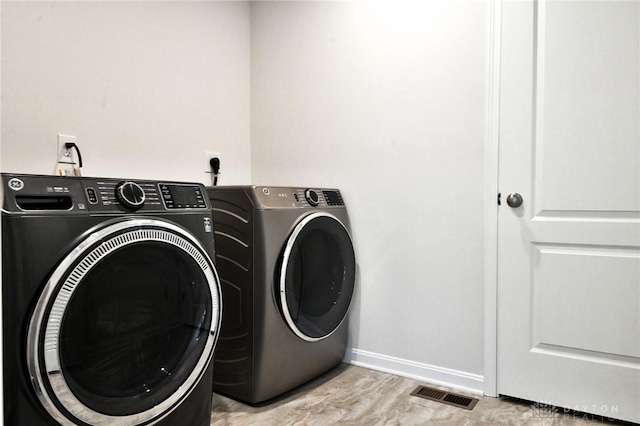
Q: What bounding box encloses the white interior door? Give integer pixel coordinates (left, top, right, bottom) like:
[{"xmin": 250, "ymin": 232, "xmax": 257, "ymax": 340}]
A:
[{"xmin": 497, "ymin": 0, "xmax": 640, "ymax": 423}]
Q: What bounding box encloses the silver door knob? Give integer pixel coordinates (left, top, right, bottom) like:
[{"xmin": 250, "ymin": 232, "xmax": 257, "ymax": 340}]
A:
[{"xmin": 506, "ymin": 193, "xmax": 523, "ymax": 208}]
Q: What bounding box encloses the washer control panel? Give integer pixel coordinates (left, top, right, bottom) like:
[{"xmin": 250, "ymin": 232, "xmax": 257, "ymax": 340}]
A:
[
  {"xmin": 87, "ymin": 179, "xmax": 207, "ymax": 212},
  {"xmin": 159, "ymin": 183, "xmax": 207, "ymax": 209},
  {"xmin": 0, "ymin": 174, "xmax": 209, "ymax": 214},
  {"xmin": 88, "ymin": 179, "xmax": 163, "ymax": 211}
]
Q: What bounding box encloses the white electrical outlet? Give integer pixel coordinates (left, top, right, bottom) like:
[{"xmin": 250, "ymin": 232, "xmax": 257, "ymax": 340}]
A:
[
  {"xmin": 57, "ymin": 134, "xmax": 77, "ymax": 162},
  {"xmin": 205, "ymin": 151, "xmax": 222, "ymax": 186},
  {"xmin": 204, "ymin": 151, "xmax": 222, "ymax": 173}
]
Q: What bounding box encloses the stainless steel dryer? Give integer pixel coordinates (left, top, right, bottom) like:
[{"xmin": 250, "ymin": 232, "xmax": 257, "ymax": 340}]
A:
[
  {"xmin": 207, "ymin": 186, "xmax": 356, "ymax": 404},
  {"xmin": 2, "ymin": 173, "xmax": 222, "ymax": 425}
]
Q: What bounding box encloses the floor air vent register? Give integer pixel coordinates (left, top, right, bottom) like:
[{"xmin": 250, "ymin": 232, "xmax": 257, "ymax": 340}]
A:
[{"xmin": 410, "ymin": 386, "xmax": 479, "ymax": 410}]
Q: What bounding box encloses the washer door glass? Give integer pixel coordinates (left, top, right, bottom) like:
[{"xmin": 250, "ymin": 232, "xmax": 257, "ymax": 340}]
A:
[
  {"xmin": 27, "ymin": 219, "xmax": 221, "ymax": 426},
  {"xmin": 279, "ymin": 213, "xmax": 356, "ymax": 341}
]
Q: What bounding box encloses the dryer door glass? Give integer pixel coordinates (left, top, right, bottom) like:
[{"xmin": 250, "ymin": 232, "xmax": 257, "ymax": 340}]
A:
[
  {"xmin": 280, "ymin": 213, "xmax": 356, "ymax": 341},
  {"xmin": 27, "ymin": 219, "xmax": 221, "ymax": 426}
]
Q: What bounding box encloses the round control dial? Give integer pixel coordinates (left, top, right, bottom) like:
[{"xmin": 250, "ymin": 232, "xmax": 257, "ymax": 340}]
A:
[
  {"xmin": 116, "ymin": 181, "xmax": 145, "ymax": 210},
  {"xmin": 304, "ymin": 189, "xmax": 319, "ymax": 206}
]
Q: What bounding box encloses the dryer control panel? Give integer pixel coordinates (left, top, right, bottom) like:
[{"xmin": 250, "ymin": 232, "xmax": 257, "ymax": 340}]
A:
[
  {"xmin": 249, "ymin": 186, "xmax": 345, "ymax": 209},
  {"xmin": 1, "ymin": 174, "xmax": 209, "ymax": 214}
]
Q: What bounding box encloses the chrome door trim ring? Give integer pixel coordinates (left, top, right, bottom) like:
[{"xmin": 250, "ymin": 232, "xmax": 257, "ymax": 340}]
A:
[
  {"xmin": 278, "ymin": 212, "xmax": 355, "ymax": 342},
  {"xmin": 26, "ymin": 218, "xmax": 222, "ymax": 426}
]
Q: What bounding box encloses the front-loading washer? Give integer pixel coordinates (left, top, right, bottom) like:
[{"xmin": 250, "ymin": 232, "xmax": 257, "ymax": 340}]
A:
[
  {"xmin": 206, "ymin": 186, "xmax": 356, "ymax": 404},
  {"xmin": 2, "ymin": 173, "xmax": 222, "ymax": 425}
]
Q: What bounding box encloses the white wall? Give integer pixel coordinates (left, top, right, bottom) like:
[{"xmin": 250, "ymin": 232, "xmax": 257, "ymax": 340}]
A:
[
  {"xmin": 251, "ymin": 1, "xmax": 489, "ymax": 391},
  {"xmin": 1, "ymin": 1, "xmax": 251, "ymax": 185}
]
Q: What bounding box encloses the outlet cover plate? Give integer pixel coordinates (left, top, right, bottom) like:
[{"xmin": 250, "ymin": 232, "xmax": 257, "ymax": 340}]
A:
[
  {"xmin": 204, "ymin": 151, "xmax": 222, "ymax": 173},
  {"xmin": 57, "ymin": 134, "xmax": 76, "ymax": 160}
]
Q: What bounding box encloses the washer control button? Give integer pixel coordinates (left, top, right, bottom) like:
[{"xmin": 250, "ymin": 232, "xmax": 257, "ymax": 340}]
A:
[
  {"xmin": 115, "ymin": 181, "xmax": 145, "ymax": 210},
  {"xmin": 86, "ymin": 187, "xmax": 99, "ymax": 204}
]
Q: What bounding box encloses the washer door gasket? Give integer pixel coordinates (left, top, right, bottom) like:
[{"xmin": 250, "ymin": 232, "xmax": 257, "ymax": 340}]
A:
[
  {"xmin": 279, "ymin": 212, "xmax": 356, "ymax": 342},
  {"xmin": 27, "ymin": 218, "xmax": 221, "ymax": 426}
]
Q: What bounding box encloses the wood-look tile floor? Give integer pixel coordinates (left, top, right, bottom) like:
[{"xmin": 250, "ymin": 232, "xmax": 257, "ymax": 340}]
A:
[{"xmin": 210, "ymin": 364, "xmax": 627, "ymax": 425}]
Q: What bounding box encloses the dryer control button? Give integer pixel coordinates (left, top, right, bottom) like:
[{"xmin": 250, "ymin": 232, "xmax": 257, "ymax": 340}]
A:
[
  {"xmin": 304, "ymin": 189, "xmax": 319, "ymax": 206},
  {"xmin": 116, "ymin": 181, "xmax": 145, "ymax": 210}
]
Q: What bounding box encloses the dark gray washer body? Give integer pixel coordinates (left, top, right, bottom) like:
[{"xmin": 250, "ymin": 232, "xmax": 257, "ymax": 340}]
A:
[{"xmin": 2, "ymin": 173, "xmax": 221, "ymax": 426}]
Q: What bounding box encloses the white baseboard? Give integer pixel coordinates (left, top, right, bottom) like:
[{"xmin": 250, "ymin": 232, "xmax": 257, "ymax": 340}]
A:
[{"xmin": 344, "ymin": 348, "xmax": 485, "ymax": 396}]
